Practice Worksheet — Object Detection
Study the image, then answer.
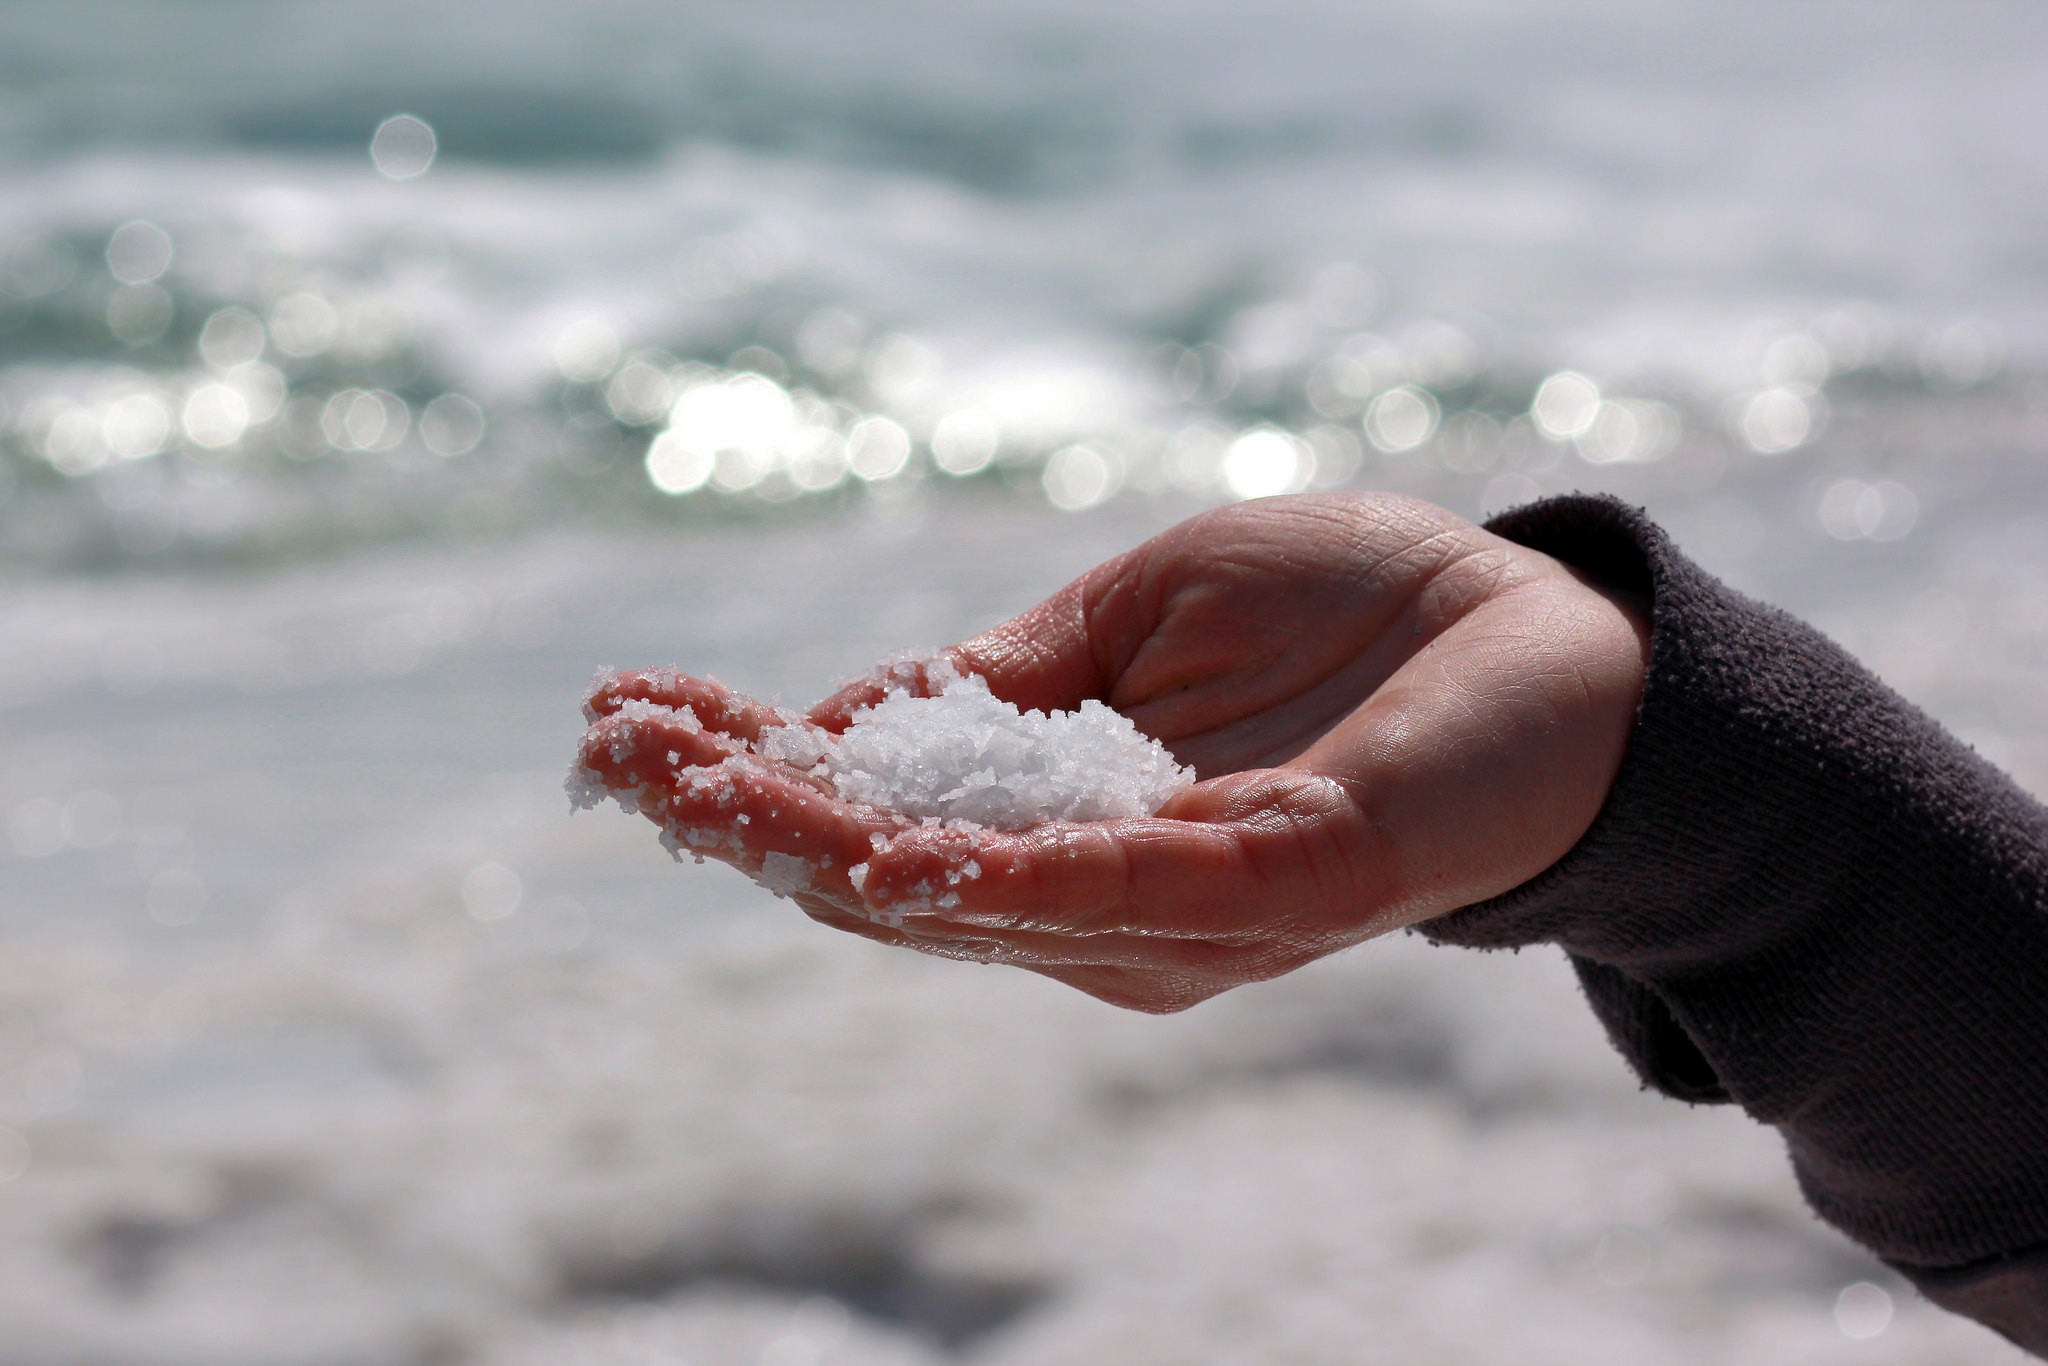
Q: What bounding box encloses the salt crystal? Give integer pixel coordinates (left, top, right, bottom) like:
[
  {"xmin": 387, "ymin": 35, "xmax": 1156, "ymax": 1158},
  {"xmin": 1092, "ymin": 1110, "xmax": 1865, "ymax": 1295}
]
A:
[
  {"xmin": 756, "ymin": 851, "xmax": 815, "ymax": 897},
  {"xmin": 763, "ymin": 666, "xmax": 1191, "ymax": 831},
  {"xmin": 563, "ymin": 765, "xmax": 610, "ymax": 812},
  {"xmin": 756, "ymin": 721, "xmax": 832, "ymax": 769}
]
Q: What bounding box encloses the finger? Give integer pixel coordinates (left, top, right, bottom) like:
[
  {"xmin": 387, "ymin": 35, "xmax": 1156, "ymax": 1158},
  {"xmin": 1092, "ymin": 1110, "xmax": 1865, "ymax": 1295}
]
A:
[
  {"xmin": 658, "ymin": 756, "xmax": 903, "ymax": 900},
  {"xmin": 883, "ymin": 500, "xmax": 1488, "ymax": 731},
  {"xmin": 793, "ymin": 892, "xmax": 945, "ymax": 947},
  {"xmin": 1297, "ymin": 581, "xmax": 1648, "ymax": 916},
  {"xmin": 806, "ymin": 652, "xmax": 954, "ymax": 732},
  {"xmin": 576, "ymin": 703, "xmax": 882, "ymax": 894},
  {"xmin": 793, "ymin": 895, "xmax": 1101, "ymax": 964},
  {"xmin": 861, "ymin": 769, "xmax": 1390, "ymax": 941},
  {"xmin": 796, "ymin": 892, "xmax": 1281, "ymax": 1005},
  {"xmin": 884, "ymin": 918, "xmax": 1282, "ymax": 974},
  {"xmin": 575, "ymin": 703, "xmax": 749, "ymax": 800},
  {"xmin": 585, "ymin": 668, "xmax": 802, "ymax": 744}
]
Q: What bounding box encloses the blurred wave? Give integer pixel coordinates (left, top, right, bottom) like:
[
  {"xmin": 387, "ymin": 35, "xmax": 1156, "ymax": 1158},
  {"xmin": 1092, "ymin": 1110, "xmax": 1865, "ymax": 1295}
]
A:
[{"xmin": 3, "ymin": 0, "xmax": 2045, "ymax": 568}]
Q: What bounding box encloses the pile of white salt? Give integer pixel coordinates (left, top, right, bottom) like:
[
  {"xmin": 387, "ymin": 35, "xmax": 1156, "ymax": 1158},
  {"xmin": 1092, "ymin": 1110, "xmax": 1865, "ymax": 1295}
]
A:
[{"xmin": 762, "ymin": 663, "xmax": 1192, "ymax": 830}]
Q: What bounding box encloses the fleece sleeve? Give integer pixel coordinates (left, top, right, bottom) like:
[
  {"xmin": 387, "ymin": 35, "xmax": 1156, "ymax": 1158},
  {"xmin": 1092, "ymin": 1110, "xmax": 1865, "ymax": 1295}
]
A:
[{"xmin": 1422, "ymin": 495, "xmax": 2048, "ymax": 1355}]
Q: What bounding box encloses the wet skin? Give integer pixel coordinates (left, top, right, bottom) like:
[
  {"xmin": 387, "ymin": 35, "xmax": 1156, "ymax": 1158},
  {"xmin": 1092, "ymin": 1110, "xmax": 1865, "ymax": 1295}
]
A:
[{"xmin": 577, "ymin": 492, "xmax": 1649, "ymax": 1014}]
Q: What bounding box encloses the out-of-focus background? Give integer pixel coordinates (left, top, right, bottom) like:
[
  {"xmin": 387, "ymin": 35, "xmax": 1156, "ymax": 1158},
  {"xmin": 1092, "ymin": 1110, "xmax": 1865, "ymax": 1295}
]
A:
[{"xmin": 2, "ymin": 2, "xmax": 2044, "ymax": 1361}]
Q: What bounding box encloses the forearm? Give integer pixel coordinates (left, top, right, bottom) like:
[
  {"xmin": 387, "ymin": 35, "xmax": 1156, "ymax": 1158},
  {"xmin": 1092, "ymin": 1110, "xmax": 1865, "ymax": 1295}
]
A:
[{"xmin": 1425, "ymin": 495, "xmax": 2048, "ymax": 1353}]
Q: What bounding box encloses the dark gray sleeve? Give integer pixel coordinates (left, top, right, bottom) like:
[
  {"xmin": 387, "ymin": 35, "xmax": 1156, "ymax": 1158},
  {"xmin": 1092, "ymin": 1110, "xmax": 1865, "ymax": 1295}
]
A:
[{"xmin": 1423, "ymin": 494, "xmax": 2048, "ymax": 1355}]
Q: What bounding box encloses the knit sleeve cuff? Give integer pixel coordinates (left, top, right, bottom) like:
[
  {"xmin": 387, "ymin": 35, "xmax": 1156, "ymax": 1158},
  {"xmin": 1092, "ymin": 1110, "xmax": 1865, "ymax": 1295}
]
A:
[{"xmin": 1424, "ymin": 493, "xmax": 2048, "ymax": 1277}]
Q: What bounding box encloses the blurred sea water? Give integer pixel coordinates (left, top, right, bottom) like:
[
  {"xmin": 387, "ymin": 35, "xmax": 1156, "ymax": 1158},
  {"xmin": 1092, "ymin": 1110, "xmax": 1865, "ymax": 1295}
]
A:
[
  {"xmin": 4, "ymin": 0, "xmax": 2047, "ymax": 566},
  {"xmin": 1, "ymin": 2, "xmax": 2045, "ymax": 1362}
]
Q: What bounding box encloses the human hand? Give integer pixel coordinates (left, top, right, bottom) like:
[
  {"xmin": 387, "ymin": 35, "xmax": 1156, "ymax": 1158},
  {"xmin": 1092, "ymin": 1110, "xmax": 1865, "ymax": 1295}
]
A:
[{"xmin": 575, "ymin": 493, "xmax": 1648, "ymax": 1012}]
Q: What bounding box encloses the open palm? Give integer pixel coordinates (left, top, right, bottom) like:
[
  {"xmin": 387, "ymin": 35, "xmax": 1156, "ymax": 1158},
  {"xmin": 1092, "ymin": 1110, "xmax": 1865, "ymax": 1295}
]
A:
[{"xmin": 576, "ymin": 493, "xmax": 1647, "ymax": 1012}]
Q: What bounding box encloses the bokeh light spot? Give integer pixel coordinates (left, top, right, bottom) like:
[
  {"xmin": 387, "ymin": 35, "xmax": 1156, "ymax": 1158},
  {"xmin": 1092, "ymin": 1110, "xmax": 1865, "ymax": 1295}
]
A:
[
  {"xmin": 1741, "ymin": 388, "xmax": 1817, "ymax": 454},
  {"xmin": 462, "ymin": 862, "xmax": 523, "ymax": 921},
  {"xmin": 321, "ymin": 389, "xmax": 409, "ymax": 452},
  {"xmin": 1043, "ymin": 444, "xmax": 1119, "ymax": 510},
  {"xmin": 1163, "ymin": 422, "xmax": 1229, "ymax": 491},
  {"xmin": 664, "ymin": 374, "xmax": 797, "ymax": 472},
  {"xmin": 711, "ymin": 444, "xmax": 771, "ymax": 493},
  {"xmin": 846, "ymin": 415, "xmax": 911, "ymax": 482},
  {"xmin": 605, "ymin": 360, "xmax": 674, "ymax": 426},
  {"xmin": 1577, "ymin": 400, "xmax": 1681, "ymax": 465},
  {"xmin": 1920, "ymin": 321, "xmax": 2003, "ymax": 391},
  {"xmin": 1833, "ymin": 1282, "xmax": 1893, "ymax": 1340},
  {"xmin": 370, "ymin": 114, "xmax": 438, "ymax": 180},
  {"xmin": 228, "ymin": 362, "xmax": 287, "ymax": 425},
  {"xmin": 184, "ymin": 383, "xmax": 252, "ymax": 449},
  {"xmin": 785, "ymin": 426, "xmax": 849, "ymax": 491},
  {"xmin": 270, "ymin": 293, "xmax": 340, "ymax": 357},
  {"xmin": 555, "ymin": 319, "xmax": 622, "ymax": 384},
  {"xmin": 1532, "ymin": 372, "xmax": 1601, "ymax": 440},
  {"xmin": 1818, "ymin": 479, "xmax": 1917, "ymax": 542},
  {"xmin": 931, "ymin": 409, "xmax": 999, "ymax": 475},
  {"xmin": 1761, "ymin": 333, "xmax": 1831, "ymax": 388},
  {"xmin": 1221, "ymin": 428, "xmax": 1313, "ymax": 499},
  {"xmin": 1364, "ymin": 385, "xmax": 1440, "ymax": 453},
  {"xmin": 199, "ymin": 308, "xmax": 267, "ymax": 370},
  {"xmin": 104, "ymin": 393, "xmax": 172, "ymax": 460},
  {"xmin": 645, "ymin": 431, "xmax": 713, "ymax": 495},
  {"xmin": 40, "ymin": 406, "xmax": 111, "ymax": 476},
  {"xmin": 421, "ymin": 394, "xmax": 486, "ymax": 457},
  {"xmin": 106, "ymin": 220, "xmax": 173, "ymax": 285}
]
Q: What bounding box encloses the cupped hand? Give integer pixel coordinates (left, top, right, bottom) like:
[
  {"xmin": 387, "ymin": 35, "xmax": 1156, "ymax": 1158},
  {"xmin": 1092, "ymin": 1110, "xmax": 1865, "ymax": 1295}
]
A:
[{"xmin": 575, "ymin": 493, "xmax": 1648, "ymax": 1012}]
